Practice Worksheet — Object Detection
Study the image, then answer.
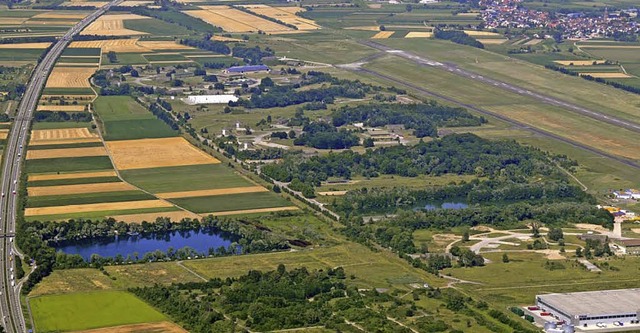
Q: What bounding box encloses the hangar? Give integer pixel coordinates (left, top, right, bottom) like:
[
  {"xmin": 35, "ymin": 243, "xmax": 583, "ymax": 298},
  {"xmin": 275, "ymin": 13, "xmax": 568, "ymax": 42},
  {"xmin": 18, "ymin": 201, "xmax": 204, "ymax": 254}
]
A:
[{"xmin": 536, "ymin": 289, "xmax": 640, "ymax": 329}]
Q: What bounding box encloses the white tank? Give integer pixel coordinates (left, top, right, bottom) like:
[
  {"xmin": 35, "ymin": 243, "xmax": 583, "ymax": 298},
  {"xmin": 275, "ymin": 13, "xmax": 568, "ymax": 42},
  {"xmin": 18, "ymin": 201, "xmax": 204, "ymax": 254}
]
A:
[{"xmin": 544, "ymin": 322, "xmax": 557, "ymax": 330}]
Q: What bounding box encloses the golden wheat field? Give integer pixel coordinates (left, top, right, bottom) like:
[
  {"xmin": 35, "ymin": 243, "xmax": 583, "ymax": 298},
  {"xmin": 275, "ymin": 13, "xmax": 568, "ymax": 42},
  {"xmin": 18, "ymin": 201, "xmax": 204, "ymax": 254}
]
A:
[
  {"xmin": 28, "ymin": 182, "xmax": 136, "ymax": 196},
  {"xmin": 80, "ymin": 14, "xmax": 147, "ymax": 36},
  {"xmin": 69, "ymin": 39, "xmax": 195, "ymax": 53},
  {"xmin": 26, "ymin": 146, "xmax": 108, "ymax": 160},
  {"xmin": 241, "ymin": 5, "xmax": 320, "ymax": 30},
  {"xmin": 579, "ymin": 72, "xmax": 632, "ymax": 78},
  {"xmin": 105, "ymin": 137, "xmax": 221, "ymax": 170},
  {"xmin": 0, "ymin": 42, "xmax": 52, "ymax": 49},
  {"xmin": 477, "ymin": 39, "xmax": 507, "ymax": 44},
  {"xmin": 32, "ymin": 12, "xmax": 88, "ymax": 19},
  {"xmin": 554, "ymin": 60, "xmax": 607, "ymax": 66},
  {"xmin": 25, "ymin": 200, "xmax": 173, "ymax": 217},
  {"xmin": 463, "ymin": 30, "xmax": 501, "ymax": 36},
  {"xmin": 45, "ymin": 67, "xmax": 97, "ymax": 88},
  {"xmin": 186, "ymin": 6, "xmax": 292, "ymax": 33},
  {"xmin": 372, "ymin": 31, "xmax": 394, "ymax": 39},
  {"xmin": 29, "ymin": 170, "xmax": 117, "ymax": 182},
  {"xmin": 405, "ymin": 31, "xmax": 433, "ymax": 38},
  {"xmin": 0, "ymin": 130, "xmax": 8, "ymax": 140},
  {"xmin": 36, "ymin": 105, "xmax": 86, "ymax": 112},
  {"xmin": 30, "ymin": 127, "xmax": 100, "ymax": 145},
  {"xmin": 156, "ymin": 186, "xmax": 267, "ymax": 199}
]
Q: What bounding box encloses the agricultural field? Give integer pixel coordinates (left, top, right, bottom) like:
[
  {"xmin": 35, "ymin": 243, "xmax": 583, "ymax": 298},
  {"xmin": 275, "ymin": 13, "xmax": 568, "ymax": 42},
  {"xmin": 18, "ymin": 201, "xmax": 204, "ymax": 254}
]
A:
[
  {"xmin": 92, "ymin": 96, "xmax": 177, "ymax": 140},
  {"xmin": 80, "ymin": 13, "xmax": 149, "ymax": 36},
  {"xmin": 30, "ymin": 291, "xmax": 169, "ymax": 332},
  {"xmin": 184, "ymin": 5, "xmax": 313, "ymax": 34}
]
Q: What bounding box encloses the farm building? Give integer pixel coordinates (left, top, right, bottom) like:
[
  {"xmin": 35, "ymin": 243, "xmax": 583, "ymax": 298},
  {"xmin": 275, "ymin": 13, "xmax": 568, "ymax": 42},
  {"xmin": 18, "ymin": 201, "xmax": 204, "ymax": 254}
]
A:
[
  {"xmin": 612, "ymin": 239, "xmax": 640, "ymax": 255},
  {"xmin": 186, "ymin": 95, "xmax": 238, "ymax": 105},
  {"xmin": 613, "ymin": 189, "xmax": 640, "ymax": 199},
  {"xmin": 225, "ymin": 65, "xmax": 270, "ymax": 74},
  {"xmin": 535, "ymin": 289, "xmax": 640, "ymax": 329}
]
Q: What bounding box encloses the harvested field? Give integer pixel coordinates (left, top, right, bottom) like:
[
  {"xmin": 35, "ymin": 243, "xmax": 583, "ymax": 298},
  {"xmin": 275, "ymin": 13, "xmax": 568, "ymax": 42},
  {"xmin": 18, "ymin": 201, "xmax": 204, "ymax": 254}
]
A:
[
  {"xmin": 32, "ymin": 12, "xmax": 87, "ymax": 19},
  {"xmin": 186, "ymin": 6, "xmax": 292, "ymax": 33},
  {"xmin": 241, "ymin": 5, "xmax": 320, "ymax": 30},
  {"xmin": 0, "ymin": 130, "xmax": 8, "ymax": 140},
  {"xmin": 372, "ymin": 31, "xmax": 394, "ymax": 39},
  {"xmin": 579, "ymin": 72, "xmax": 631, "ymax": 78},
  {"xmin": 70, "ymin": 321, "xmax": 187, "ymax": 333},
  {"xmin": 317, "ymin": 190, "xmax": 347, "ymax": 196},
  {"xmin": 137, "ymin": 41, "xmax": 194, "ymax": 50},
  {"xmin": 345, "ymin": 26, "xmax": 381, "ymax": 31},
  {"xmin": 80, "ymin": 14, "xmax": 147, "ymax": 36},
  {"xmin": 523, "ymin": 39, "xmax": 544, "ymax": 45},
  {"xmin": 201, "ymin": 206, "xmax": 299, "ymax": 217},
  {"xmin": 109, "ymin": 210, "xmax": 200, "ymax": 223},
  {"xmin": 157, "ymin": 186, "xmax": 267, "ymax": 199},
  {"xmin": 70, "ymin": 39, "xmax": 194, "ymax": 53},
  {"xmin": 37, "ymin": 105, "xmax": 86, "ymax": 112},
  {"xmin": 45, "ymin": 67, "xmax": 96, "ymax": 88},
  {"xmin": 105, "ymin": 137, "xmax": 220, "ymax": 170},
  {"xmin": 26, "ymin": 146, "xmax": 107, "ymax": 160},
  {"xmin": 463, "ymin": 30, "xmax": 501, "ymax": 36},
  {"xmin": 478, "ymin": 39, "xmax": 508, "ymax": 44},
  {"xmin": 211, "ymin": 35, "xmax": 245, "ymax": 42},
  {"xmin": 119, "ymin": 0, "xmax": 154, "ymax": 6},
  {"xmin": 25, "ymin": 199, "xmax": 173, "ymax": 217},
  {"xmin": 25, "ymin": 20, "xmax": 78, "ymax": 25},
  {"xmin": 405, "ymin": 31, "xmax": 433, "ymax": 38},
  {"xmin": 28, "ymin": 182, "xmax": 136, "ymax": 196},
  {"xmin": 30, "ymin": 128, "xmax": 99, "ymax": 145},
  {"xmin": 29, "ymin": 170, "xmax": 117, "ymax": 181},
  {"xmin": 554, "ymin": 60, "xmax": 607, "ymax": 66},
  {"xmin": 0, "ymin": 18, "xmax": 27, "ymax": 25},
  {"xmin": 0, "ymin": 42, "xmax": 51, "ymax": 49}
]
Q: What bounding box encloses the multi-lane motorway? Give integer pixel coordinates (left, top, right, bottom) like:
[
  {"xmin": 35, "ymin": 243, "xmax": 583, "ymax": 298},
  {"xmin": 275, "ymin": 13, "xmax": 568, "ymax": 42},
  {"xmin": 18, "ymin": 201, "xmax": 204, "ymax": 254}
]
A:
[{"xmin": 0, "ymin": 1, "xmax": 121, "ymax": 332}]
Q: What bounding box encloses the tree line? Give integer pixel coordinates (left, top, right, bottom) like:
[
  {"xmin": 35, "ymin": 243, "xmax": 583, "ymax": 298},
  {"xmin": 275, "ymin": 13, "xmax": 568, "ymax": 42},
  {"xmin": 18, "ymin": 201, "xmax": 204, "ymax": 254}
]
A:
[{"xmin": 434, "ymin": 29, "xmax": 484, "ymax": 48}]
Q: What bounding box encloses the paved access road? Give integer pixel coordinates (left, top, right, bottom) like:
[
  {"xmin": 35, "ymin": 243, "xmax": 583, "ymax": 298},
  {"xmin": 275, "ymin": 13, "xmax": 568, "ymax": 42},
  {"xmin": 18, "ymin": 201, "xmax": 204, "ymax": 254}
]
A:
[{"xmin": 0, "ymin": 1, "xmax": 122, "ymax": 332}]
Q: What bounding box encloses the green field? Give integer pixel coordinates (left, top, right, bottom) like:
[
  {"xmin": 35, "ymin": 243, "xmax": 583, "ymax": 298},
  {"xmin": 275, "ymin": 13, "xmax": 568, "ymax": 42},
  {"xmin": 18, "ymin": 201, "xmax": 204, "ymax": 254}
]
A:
[
  {"xmin": 27, "ymin": 141, "xmax": 104, "ymax": 151},
  {"xmin": 120, "ymin": 164, "xmax": 254, "ymax": 193},
  {"xmin": 26, "ymin": 156, "xmax": 114, "ymax": 174},
  {"xmin": 123, "ymin": 18, "xmax": 191, "ymax": 36},
  {"xmin": 143, "ymin": 53, "xmax": 190, "ymax": 62},
  {"xmin": 0, "ymin": 48, "xmax": 43, "ymax": 62},
  {"xmin": 171, "ymin": 191, "xmax": 291, "ymax": 214},
  {"xmin": 93, "ymin": 96, "xmax": 177, "ymax": 140},
  {"xmin": 27, "ymin": 191, "xmax": 156, "ymax": 208},
  {"xmin": 57, "ymin": 56, "xmax": 100, "ymax": 64},
  {"xmin": 62, "ymin": 48, "xmax": 101, "ymax": 57},
  {"xmin": 30, "ymin": 291, "xmax": 168, "ymax": 332}
]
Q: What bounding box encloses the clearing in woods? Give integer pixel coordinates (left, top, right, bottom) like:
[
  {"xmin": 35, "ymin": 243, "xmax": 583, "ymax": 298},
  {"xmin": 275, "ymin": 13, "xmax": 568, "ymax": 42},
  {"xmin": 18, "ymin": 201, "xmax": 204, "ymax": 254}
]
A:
[
  {"xmin": 24, "ymin": 199, "xmax": 173, "ymax": 216},
  {"xmin": 29, "ymin": 171, "xmax": 118, "ymax": 182},
  {"xmin": 30, "ymin": 128, "xmax": 100, "ymax": 145},
  {"xmin": 240, "ymin": 5, "xmax": 320, "ymax": 30},
  {"xmin": 26, "ymin": 146, "xmax": 108, "ymax": 160},
  {"xmin": 80, "ymin": 14, "xmax": 148, "ymax": 36},
  {"xmin": 105, "ymin": 137, "xmax": 220, "ymax": 170},
  {"xmin": 45, "ymin": 67, "xmax": 97, "ymax": 88},
  {"xmin": 185, "ymin": 6, "xmax": 292, "ymax": 33},
  {"xmin": 156, "ymin": 185, "xmax": 268, "ymax": 199},
  {"xmin": 28, "ymin": 182, "xmax": 136, "ymax": 196},
  {"xmin": 372, "ymin": 31, "xmax": 394, "ymax": 39}
]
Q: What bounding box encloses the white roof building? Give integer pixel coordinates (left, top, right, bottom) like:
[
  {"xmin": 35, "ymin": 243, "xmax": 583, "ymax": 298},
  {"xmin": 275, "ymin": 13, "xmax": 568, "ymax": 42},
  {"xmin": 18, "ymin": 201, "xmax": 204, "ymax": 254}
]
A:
[{"xmin": 186, "ymin": 95, "xmax": 238, "ymax": 105}]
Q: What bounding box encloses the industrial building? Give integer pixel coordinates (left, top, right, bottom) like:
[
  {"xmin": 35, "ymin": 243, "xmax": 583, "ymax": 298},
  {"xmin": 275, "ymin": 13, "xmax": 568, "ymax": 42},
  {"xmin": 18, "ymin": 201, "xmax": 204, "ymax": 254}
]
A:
[
  {"xmin": 536, "ymin": 289, "xmax": 640, "ymax": 329},
  {"xmin": 185, "ymin": 95, "xmax": 238, "ymax": 105}
]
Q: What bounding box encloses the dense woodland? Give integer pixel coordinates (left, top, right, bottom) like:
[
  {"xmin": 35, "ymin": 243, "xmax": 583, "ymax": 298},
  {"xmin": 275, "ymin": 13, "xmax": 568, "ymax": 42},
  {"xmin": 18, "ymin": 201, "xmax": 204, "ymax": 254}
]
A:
[
  {"xmin": 434, "ymin": 29, "xmax": 484, "ymax": 48},
  {"xmin": 332, "ymin": 103, "xmax": 486, "ymax": 138}
]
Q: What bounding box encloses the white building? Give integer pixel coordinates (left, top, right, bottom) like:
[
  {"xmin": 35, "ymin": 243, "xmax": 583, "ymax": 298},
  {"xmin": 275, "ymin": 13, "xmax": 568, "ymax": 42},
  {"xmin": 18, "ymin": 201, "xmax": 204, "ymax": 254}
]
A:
[{"xmin": 186, "ymin": 95, "xmax": 238, "ymax": 105}]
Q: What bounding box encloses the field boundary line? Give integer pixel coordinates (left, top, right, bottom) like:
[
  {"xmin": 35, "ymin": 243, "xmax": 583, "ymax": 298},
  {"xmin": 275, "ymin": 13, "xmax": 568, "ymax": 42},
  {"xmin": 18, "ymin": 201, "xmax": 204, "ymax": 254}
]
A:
[{"xmin": 176, "ymin": 261, "xmax": 207, "ymax": 282}]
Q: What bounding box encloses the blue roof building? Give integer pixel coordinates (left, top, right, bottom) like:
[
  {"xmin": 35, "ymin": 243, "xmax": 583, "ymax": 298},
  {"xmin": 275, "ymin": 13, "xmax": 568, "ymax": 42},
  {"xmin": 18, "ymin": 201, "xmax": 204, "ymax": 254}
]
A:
[{"xmin": 226, "ymin": 65, "xmax": 270, "ymax": 74}]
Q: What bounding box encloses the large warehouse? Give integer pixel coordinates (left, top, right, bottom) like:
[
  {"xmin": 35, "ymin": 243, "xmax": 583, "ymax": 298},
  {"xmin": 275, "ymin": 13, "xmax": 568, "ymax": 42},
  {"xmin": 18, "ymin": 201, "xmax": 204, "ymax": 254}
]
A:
[{"xmin": 536, "ymin": 289, "xmax": 640, "ymax": 328}]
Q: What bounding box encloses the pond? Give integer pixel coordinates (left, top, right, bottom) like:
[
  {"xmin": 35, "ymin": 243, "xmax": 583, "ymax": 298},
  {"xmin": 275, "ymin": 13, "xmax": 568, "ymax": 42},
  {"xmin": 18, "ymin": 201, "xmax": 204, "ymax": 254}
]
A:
[{"xmin": 54, "ymin": 229, "xmax": 235, "ymax": 261}]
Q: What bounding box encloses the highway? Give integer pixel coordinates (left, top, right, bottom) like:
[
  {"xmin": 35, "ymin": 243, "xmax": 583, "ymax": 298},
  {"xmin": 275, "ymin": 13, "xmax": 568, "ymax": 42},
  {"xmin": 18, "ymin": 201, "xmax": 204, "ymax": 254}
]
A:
[
  {"xmin": 359, "ymin": 40, "xmax": 640, "ymax": 135},
  {"xmin": 0, "ymin": 1, "xmax": 122, "ymax": 332}
]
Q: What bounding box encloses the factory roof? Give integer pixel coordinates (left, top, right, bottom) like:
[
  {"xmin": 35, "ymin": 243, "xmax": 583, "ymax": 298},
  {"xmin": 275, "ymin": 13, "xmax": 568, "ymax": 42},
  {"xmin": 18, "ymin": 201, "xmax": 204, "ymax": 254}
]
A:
[{"xmin": 538, "ymin": 289, "xmax": 640, "ymax": 316}]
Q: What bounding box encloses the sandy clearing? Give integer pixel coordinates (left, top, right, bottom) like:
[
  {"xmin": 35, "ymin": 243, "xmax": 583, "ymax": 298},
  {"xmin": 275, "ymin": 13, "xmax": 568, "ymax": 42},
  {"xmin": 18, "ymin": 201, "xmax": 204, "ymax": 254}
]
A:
[
  {"xmin": 201, "ymin": 206, "xmax": 299, "ymax": 217},
  {"xmin": 157, "ymin": 186, "xmax": 267, "ymax": 199},
  {"xmin": 579, "ymin": 72, "xmax": 631, "ymax": 78},
  {"xmin": 536, "ymin": 249, "xmax": 565, "ymax": 260},
  {"xmin": 28, "ymin": 182, "xmax": 136, "ymax": 196},
  {"xmin": 32, "ymin": 12, "xmax": 88, "ymax": 19},
  {"xmin": 110, "ymin": 210, "xmax": 200, "ymax": 223},
  {"xmin": 25, "ymin": 199, "xmax": 173, "ymax": 216},
  {"xmin": 80, "ymin": 14, "xmax": 147, "ymax": 36},
  {"xmin": 70, "ymin": 322, "xmax": 187, "ymax": 333},
  {"xmin": 477, "ymin": 38, "xmax": 507, "ymax": 44},
  {"xmin": 554, "ymin": 60, "xmax": 607, "ymax": 66},
  {"xmin": 317, "ymin": 190, "xmax": 347, "ymax": 196},
  {"xmin": 405, "ymin": 31, "xmax": 433, "ymax": 38},
  {"xmin": 36, "ymin": 105, "xmax": 86, "ymax": 112},
  {"xmin": 105, "ymin": 137, "xmax": 220, "ymax": 170},
  {"xmin": 574, "ymin": 223, "xmax": 608, "ymax": 233},
  {"xmin": 26, "ymin": 146, "xmax": 107, "ymax": 160},
  {"xmin": 29, "ymin": 170, "xmax": 117, "ymax": 181},
  {"xmin": 463, "ymin": 30, "xmax": 501, "ymax": 36},
  {"xmin": 30, "ymin": 127, "xmax": 99, "ymax": 144},
  {"xmin": 0, "ymin": 42, "xmax": 52, "ymax": 49},
  {"xmin": 372, "ymin": 31, "xmax": 394, "ymax": 39},
  {"xmin": 45, "ymin": 66, "xmax": 97, "ymax": 88}
]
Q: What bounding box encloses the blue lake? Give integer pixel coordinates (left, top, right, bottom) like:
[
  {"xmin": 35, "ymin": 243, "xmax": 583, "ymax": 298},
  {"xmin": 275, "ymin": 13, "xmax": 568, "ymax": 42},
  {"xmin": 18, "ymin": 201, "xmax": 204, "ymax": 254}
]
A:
[
  {"xmin": 414, "ymin": 202, "xmax": 469, "ymax": 211},
  {"xmin": 55, "ymin": 229, "xmax": 234, "ymax": 260}
]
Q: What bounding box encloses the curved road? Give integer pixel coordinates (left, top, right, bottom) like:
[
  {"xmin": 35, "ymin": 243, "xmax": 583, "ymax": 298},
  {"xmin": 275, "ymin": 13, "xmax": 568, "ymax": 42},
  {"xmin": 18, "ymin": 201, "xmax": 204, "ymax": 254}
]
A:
[{"xmin": 0, "ymin": 1, "xmax": 121, "ymax": 332}]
